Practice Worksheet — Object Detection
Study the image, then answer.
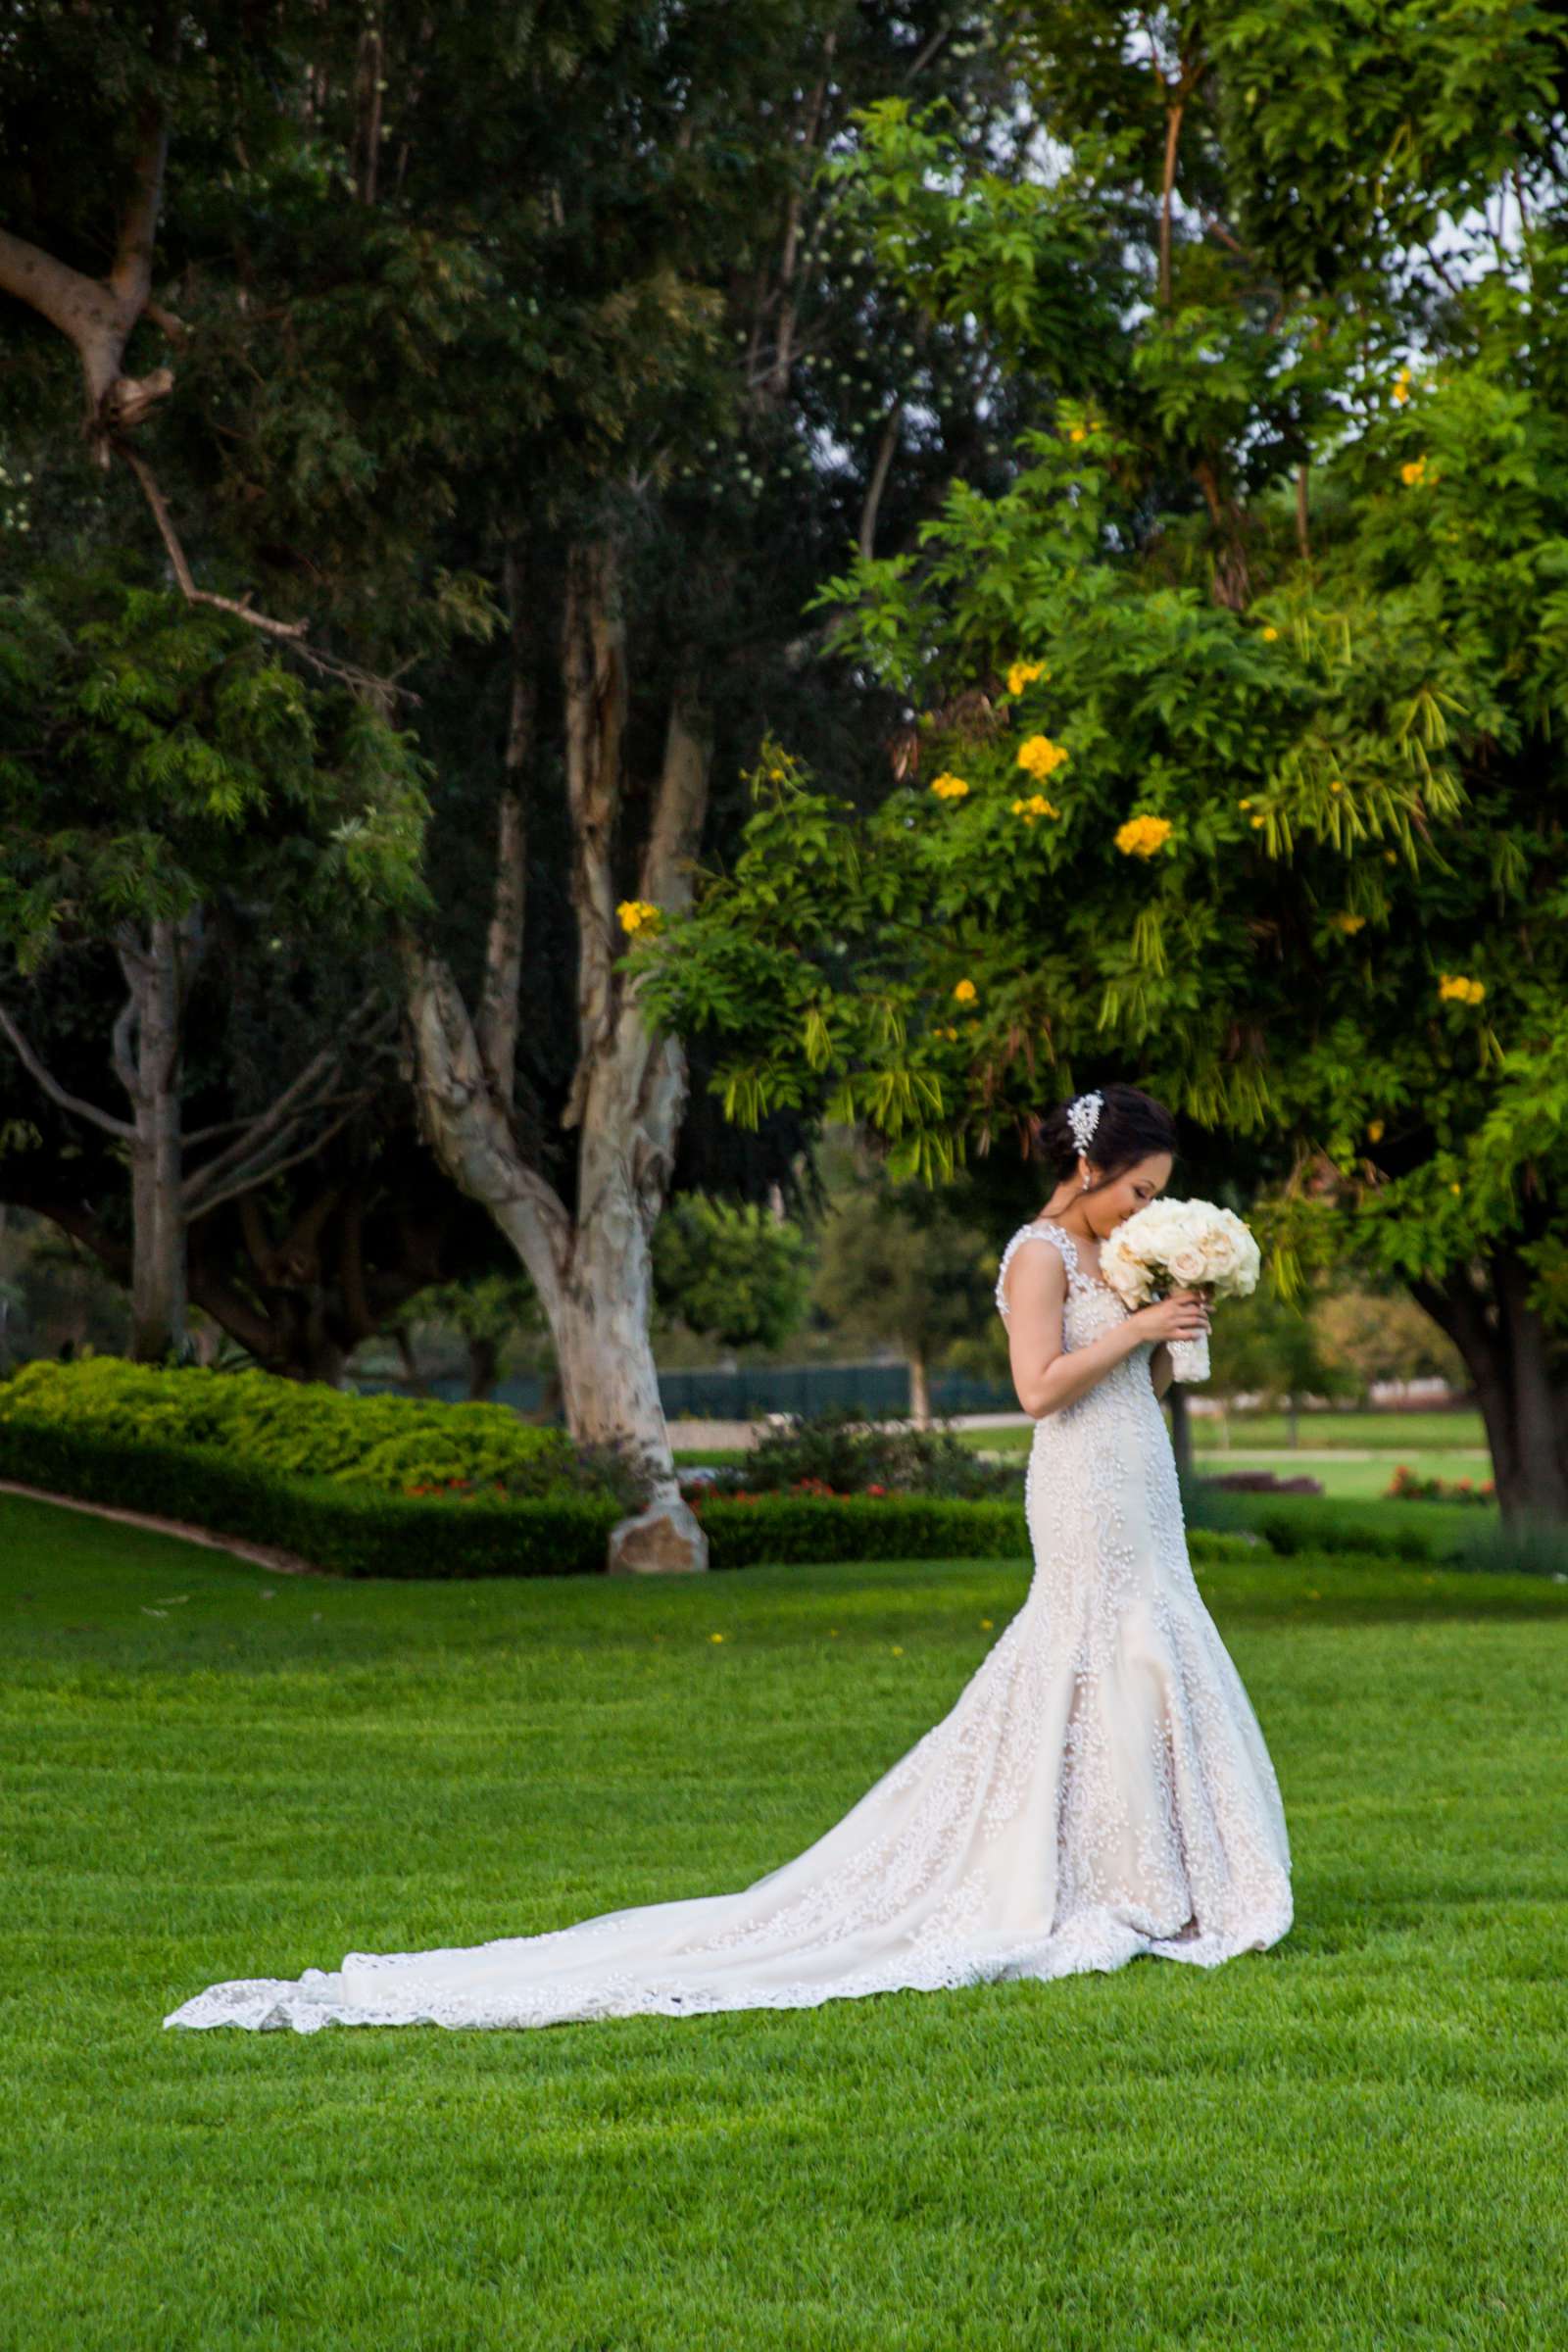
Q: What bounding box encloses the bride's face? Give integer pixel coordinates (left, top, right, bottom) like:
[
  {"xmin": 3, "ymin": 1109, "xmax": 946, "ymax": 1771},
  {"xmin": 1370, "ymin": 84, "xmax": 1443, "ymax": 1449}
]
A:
[{"xmin": 1084, "ymin": 1151, "xmax": 1172, "ymax": 1237}]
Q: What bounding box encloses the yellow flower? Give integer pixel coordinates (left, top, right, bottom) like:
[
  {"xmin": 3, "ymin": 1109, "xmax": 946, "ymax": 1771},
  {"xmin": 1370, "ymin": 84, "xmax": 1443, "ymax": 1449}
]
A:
[
  {"xmin": 1250, "ymin": 814, "xmax": 1266, "ymax": 829},
  {"xmin": 1449, "ymin": 1181, "xmax": 1462, "ymax": 1195},
  {"xmin": 1392, "ymin": 367, "xmax": 1412, "ymax": 405},
  {"xmin": 1438, "ymin": 973, "xmax": 1484, "ymax": 1004},
  {"xmin": 616, "ymin": 899, "xmax": 662, "ymax": 936},
  {"xmin": 891, "ymin": 1644, "xmax": 905, "ymax": 1655},
  {"xmin": 710, "ymin": 1632, "xmax": 725, "ymax": 1642},
  {"xmin": 1005, "ymin": 659, "xmax": 1049, "ymax": 696},
  {"xmin": 1400, "ymin": 456, "xmax": 1428, "ymax": 486},
  {"xmin": 1238, "ymin": 798, "xmax": 1252, "ymax": 809},
  {"xmin": 1016, "ymin": 733, "xmax": 1069, "ymax": 780},
  {"xmin": 1367, "ymin": 1118, "xmax": 1386, "ymax": 1142},
  {"xmin": 929, "ymin": 771, "xmax": 970, "ymax": 800},
  {"xmin": 1329, "ymin": 778, "xmax": 1344, "ymax": 794},
  {"xmin": 1115, "ymin": 813, "xmax": 1174, "ymax": 858},
  {"xmin": 953, "ymin": 978, "xmax": 977, "ymax": 1004},
  {"xmin": 1260, "ymin": 625, "xmax": 1280, "ymax": 643},
  {"xmin": 1466, "ymin": 978, "xmax": 1485, "ymax": 1003},
  {"xmin": 980, "ymin": 1618, "xmax": 993, "ymax": 1629},
  {"xmin": 1007, "ymin": 790, "xmax": 1060, "ymax": 826},
  {"xmin": 1067, "ymin": 425, "xmax": 1087, "ymax": 444},
  {"xmin": 1330, "ymin": 911, "xmax": 1366, "ymax": 934}
]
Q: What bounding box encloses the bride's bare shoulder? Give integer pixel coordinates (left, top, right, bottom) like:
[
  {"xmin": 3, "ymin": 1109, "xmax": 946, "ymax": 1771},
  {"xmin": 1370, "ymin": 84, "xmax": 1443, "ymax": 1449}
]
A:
[{"xmin": 997, "ymin": 1223, "xmax": 1068, "ymax": 1322}]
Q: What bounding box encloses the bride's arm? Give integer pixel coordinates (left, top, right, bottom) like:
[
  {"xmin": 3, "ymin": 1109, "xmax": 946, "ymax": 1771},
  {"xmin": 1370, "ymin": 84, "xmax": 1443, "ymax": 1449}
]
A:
[
  {"xmin": 1004, "ymin": 1247, "xmax": 1163, "ymax": 1418},
  {"xmin": 1001, "ymin": 1250, "xmax": 1212, "ymax": 1411}
]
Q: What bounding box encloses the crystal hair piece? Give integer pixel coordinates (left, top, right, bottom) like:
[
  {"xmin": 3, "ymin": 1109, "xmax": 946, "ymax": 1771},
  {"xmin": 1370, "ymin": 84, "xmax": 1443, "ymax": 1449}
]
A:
[{"xmin": 1066, "ymin": 1091, "xmax": 1103, "ymax": 1154}]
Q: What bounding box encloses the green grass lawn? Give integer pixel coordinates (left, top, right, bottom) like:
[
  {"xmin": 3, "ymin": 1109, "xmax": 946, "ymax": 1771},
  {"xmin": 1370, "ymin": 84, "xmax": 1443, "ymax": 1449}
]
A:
[
  {"xmin": 1187, "ymin": 1407, "xmax": 1488, "ymax": 1451},
  {"xmin": 1196, "ymin": 1448, "xmax": 1491, "ymax": 1501},
  {"xmin": 5, "ymin": 1491, "xmax": 1568, "ymax": 2350}
]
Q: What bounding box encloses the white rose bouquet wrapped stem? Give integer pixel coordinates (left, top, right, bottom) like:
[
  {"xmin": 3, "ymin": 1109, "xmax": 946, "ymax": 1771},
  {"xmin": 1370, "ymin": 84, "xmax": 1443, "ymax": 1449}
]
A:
[{"xmin": 1098, "ymin": 1200, "xmax": 1261, "ymax": 1384}]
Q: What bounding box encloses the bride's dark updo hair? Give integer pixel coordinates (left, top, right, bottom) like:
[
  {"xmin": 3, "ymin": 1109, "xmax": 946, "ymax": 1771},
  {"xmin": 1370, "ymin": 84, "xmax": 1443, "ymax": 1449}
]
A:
[{"xmin": 1028, "ymin": 1082, "xmax": 1178, "ymax": 1200}]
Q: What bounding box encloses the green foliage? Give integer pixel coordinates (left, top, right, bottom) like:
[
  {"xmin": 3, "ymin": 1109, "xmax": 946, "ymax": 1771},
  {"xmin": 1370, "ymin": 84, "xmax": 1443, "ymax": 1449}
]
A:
[
  {"xmin": 0, "ymin": 1413, "xmax": 619, "ymax": 1579},
  {"xmin": 651, "ymin": 1194, "xmax": 810, "ymax": 1350},
  {"xmin": 398, "ymin": 1271, "xmax": 547, "ymax": 1352},
  {"xmin": 0, "ymin": 1356, "xmax": 585, "ymax": 1494},
  {"xmin": 800, "ymin": 1124, "xmax": 998, "ymax": 1365},
  {"xmin": 634, "ymin": 24, "xmax": 1568, "ymax": 1348},
  {"xmin": 0, "ymin": 562, "xmax": 432, "ymax": 976},
  {"xmin": 1206, "ymin": 1282, "xmax": 1360, "ymax": 1410},
  {"xmin": 710, "ymin": 1404, "xmax": 1021, "ymax": 1499}
]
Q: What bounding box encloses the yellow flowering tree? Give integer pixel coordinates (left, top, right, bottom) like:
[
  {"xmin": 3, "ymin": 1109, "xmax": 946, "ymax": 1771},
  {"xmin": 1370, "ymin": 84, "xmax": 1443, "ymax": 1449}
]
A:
[{"xmin": 631, "ymin": 6, "xmax": 1568, "ymax": 1523}]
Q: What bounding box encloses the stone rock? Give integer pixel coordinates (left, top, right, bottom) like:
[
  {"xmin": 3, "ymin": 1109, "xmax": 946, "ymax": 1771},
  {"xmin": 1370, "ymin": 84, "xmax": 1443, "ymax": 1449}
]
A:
[{"xmin": 607, "ymin": 1492, "xmax": 710, "ymax": 1576}]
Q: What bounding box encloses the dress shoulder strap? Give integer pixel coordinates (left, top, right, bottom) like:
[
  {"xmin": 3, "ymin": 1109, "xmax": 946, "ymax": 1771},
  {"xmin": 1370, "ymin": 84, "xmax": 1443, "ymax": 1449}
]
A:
[{"xmin": 994, "ymin": 1221, "xmax": 1073, "ymax": 1323}]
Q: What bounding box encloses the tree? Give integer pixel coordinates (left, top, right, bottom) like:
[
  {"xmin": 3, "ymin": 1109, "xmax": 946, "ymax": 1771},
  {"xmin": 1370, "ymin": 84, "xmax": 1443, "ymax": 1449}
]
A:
[
  {"xmin": 3, "ymin": 3, "xmax": 1037, "ymax": 1562},
  {"xmin": 634, "ymin": 7, "xmax": 1568, "ymax": 1523},
  {"xmin": 1205, "ymin": 1283, "xmax": 1359, "ymax": 1445},
  {"xmin": 0, "ymin": 563, "xmax": 429, "ymax": 1360},
  {"xmin": 806, "ymin": 1127, "xmax": 994, "ymax": 1424},
  {"xmin": 651, "ymin": 1194, "xmax": 810, "ymax": 1356},
  {"xmin": 389, "ymin": 1271, "xmax": 545, "ymax": 1402},
  {"xmin": 1312, "ymin": 1285, "xmax": 1466, "ymax": 1404}
]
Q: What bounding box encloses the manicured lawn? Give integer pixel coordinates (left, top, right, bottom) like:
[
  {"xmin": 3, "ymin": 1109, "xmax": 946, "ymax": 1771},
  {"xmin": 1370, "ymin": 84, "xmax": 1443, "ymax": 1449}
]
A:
[
  {"xmin": 962, "ymin": 1408, "xmax": 1485, "ymax": 1465},
  {"xmin": 5, "ymin": 1490, "xmax": 1567, "ymax": 2350},
  {"xmin": 1187, "ymin": 1407, "xmax": 1488, "ymax": 1452},
  {"xmin": 1194, "ymin": 1447, "xmax": 1492, "ymax": 1501}
]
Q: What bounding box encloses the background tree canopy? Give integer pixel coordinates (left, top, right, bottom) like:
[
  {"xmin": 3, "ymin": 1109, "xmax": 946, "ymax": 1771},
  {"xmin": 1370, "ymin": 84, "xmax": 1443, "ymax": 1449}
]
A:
[{"xmin": 3, "ymin": 0, "xmax": 1566, "ymax": 1527}]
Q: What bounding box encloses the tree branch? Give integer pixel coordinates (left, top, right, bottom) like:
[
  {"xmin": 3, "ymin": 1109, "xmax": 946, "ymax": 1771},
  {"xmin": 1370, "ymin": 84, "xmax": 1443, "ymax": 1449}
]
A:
[
  {"xmin": 0, "ymin": 1004, "xmax": 137, "ymax": 1140},
  {"xmin": 181, "ymin": 1002, "xmax": 391, "ymax": 1207},
  {"xmin": 858, "ymin": 401, "xmax": 905, "ymax": 562},
  {"xmin": 182, "ymin": 1096, "xmax": 375, "ymax": 1224}
]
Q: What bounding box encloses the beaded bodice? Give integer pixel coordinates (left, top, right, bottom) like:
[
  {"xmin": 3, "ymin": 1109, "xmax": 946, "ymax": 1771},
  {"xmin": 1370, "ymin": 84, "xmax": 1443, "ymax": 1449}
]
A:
[{"xmin": 995, "ymin": 1218, "xmax": 1137, "ymax": 1352}]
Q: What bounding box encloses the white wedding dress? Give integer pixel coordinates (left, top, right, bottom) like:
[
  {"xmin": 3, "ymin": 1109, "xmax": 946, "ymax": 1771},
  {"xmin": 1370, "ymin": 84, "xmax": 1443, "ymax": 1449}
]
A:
[{"xmin": 164, "ymin": 1217, "xmax": 1292, "ymax": 2034}]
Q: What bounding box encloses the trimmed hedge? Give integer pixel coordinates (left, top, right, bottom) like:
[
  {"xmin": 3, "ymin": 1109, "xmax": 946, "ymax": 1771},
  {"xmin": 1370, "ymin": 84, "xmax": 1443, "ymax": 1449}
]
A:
[
  {"xmin": 0, "ymin": 1417, "xmax": 615, "ymax": 1579},
  {"xmin": 1181, "ymin": 1477, "xmax": 1462, "ymax": 1563},
  {"xmin": 0, "ymin": 1409, "xmax": 1261, "ymax": 1579},
  {"xmin": 0, "ymin": 1355, "xmax": 580, "ymax": 1494}
]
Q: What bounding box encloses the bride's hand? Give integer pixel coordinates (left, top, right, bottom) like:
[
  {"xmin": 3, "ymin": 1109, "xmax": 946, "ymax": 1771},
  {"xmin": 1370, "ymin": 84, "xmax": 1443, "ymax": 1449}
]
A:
[{"xmin": 1137, "ymin": 1287, "xmax": 1211, "ymax": 1344}]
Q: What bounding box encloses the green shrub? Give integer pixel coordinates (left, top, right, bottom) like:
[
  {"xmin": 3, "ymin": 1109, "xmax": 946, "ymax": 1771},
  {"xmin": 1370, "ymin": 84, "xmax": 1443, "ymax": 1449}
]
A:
[
  {"xmin": 0, "ymin": 1355, "xmax": 613, "ymax": 1495},
  {"xmin": 0, "ymin": 1403, "xmax": 1269, "ymax": 1580},
  {"xmin": 1178, "ymin": 1473, "xmax": 1444, "ymax": 1560},
  {"xmin": 1446, "ymin": 1510, "xmax": 1568, "ymax": 1581},
  {"xmin": 707, "ymin": 1406, "xmax": 1022, "ymax": 1501},
  {"xmin": 0, "ymin": 1414, "xmax": 617, "ymax": 1578}
]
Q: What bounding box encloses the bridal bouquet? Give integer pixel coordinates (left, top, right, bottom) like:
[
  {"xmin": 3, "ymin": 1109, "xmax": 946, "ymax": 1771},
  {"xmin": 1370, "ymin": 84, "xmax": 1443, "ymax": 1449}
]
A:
[{"xmin": 1099, "ymin": 1200, "xmax": 1261, "ymax": 1384}]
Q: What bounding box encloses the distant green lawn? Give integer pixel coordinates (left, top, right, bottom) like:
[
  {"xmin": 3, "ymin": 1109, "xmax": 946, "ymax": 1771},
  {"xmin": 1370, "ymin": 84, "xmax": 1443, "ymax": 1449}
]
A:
[
  {"xmin": 4, "ymin": 1491, "xmax": 1567, "ymax": 2350},
  {"xmin": 955, "ymin": 1406, "xmax": 1484, "ymax": 1460}
]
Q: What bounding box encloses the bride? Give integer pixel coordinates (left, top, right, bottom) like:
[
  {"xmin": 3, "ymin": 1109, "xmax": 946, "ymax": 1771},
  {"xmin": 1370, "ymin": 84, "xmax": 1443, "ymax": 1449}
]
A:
[{"xmin": 166, "ymin": 1081, "xmax": 1292, "ymax": 2033}]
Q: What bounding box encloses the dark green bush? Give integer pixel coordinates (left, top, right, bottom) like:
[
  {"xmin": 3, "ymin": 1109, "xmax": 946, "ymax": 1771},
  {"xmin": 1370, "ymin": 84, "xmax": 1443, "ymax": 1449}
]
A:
[
  {"xmin": 0, "ymin": 1415, "xmax": 617, "ymax": 1578},
  {"xmin": 709, "ymin": 1406, "xmax": 1022, "ymax": 1501},
  {"xmin": 0, "ymin": 1354, "xmax": 656, "ymax": 1502},
  {"xmin": 1445, "ymin": 1510, "xmax": 1568, "ymax": 1581},
  {"xmin": 1190, "ymin": 1489, "xmax": 1446, "ymax": 1561},
  {"xmin": 0, "ymin": 1407, "xmax": 1264, "ymax": 1580}
]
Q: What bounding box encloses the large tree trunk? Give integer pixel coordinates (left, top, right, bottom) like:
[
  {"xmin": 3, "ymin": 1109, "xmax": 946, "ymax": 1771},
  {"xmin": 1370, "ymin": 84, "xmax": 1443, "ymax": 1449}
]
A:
[
  {"xmin": 400, "ymin": 533, "xmax": 714, "ymax": 1571},
  {"xmin": 466, "ymin": 1332, "xmax": 500, "ymax": 1401},
  {"xmin": 114, "ymin": 919, "xmax": 189, "ymax": 1361},
  {"xmin": 1411, "ymin": 1245, "xmax": 1568, "ymax": 1523}
]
